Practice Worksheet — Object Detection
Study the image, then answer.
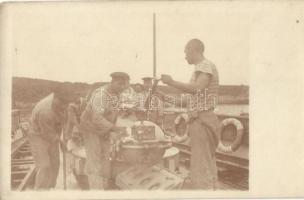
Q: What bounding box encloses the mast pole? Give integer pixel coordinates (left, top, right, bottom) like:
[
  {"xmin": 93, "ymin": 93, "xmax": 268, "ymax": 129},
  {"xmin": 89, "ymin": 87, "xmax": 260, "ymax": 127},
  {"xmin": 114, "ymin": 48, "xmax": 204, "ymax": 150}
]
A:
[{"xmin": 153, "ymin": 13, "xmax": 156, "ymax": 78}]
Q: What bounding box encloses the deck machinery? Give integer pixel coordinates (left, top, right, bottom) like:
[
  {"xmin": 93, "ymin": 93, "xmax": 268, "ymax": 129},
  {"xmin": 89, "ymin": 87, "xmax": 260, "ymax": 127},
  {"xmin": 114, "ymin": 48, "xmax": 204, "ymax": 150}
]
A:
[{"xmin": 71, "ymin": 114, "xmax": 185, "ymax": 190}]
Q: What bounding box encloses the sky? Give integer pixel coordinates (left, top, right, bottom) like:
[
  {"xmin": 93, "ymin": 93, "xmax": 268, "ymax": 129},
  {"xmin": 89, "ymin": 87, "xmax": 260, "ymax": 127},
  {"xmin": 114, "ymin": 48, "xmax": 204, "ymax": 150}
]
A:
[{"xmin": 6, "ymin": 2, "xmax": 250, "ymax": 85}]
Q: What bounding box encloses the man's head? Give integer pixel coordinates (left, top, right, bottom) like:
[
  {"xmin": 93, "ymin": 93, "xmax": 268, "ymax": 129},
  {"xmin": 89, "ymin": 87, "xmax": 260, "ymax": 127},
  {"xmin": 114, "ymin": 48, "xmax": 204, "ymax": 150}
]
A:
[
  {"xmin": 134, "ymin": 83, "xmax": 144, "ymax": 93},
  {"xmin": 110, "ymin": 72, "xmax": 130, "ymax": 94},
  {"xmin": 142, "ymin": 77, "xmax": 153, "ymax": 91},
  {"xmin": 53, "ymin": 83, "xmax": 79, "ymax": 112},
  {"xmin": 184, "ymin": 39, "xmax": 205, "ymax": 65}
]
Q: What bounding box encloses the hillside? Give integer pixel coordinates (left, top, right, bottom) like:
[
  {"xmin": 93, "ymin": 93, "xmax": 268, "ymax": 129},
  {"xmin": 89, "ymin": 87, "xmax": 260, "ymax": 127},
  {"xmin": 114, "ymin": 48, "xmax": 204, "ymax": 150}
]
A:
[{"xmin": 12, "ymin": 77, "xmax": 249, "ymax": 108}]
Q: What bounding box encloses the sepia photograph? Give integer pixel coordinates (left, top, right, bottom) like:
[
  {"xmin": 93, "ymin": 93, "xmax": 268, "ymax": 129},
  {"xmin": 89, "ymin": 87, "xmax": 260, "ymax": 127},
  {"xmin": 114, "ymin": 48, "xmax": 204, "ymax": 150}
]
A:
[
  {"xmin": 1, "ymin": 0, "xmax": 303, "ymax": 199},
  {"xmin": 8, "ymin": 2, "xmax": 249, "ymax": 192}
]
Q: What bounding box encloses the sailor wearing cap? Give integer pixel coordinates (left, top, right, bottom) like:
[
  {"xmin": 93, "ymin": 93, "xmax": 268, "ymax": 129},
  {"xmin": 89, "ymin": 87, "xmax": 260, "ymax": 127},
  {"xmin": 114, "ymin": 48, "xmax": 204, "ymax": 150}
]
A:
[
  {"xmin": 142, "ymin": 77, "xmax": 154, "ymax": 92},
  {"xmin": 79, "ymin": 72, "xmax": 129, "ymax": 190}
]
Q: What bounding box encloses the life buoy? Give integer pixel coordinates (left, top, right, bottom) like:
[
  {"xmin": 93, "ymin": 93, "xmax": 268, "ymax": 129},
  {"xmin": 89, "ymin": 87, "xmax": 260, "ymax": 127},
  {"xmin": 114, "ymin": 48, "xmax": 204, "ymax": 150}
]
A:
[
  {"xmin": 173, "ymin": 113, "xmax": 190, "ymax": 143},
  {"xmin": 217, "ymin": 118, "xmax": 244, "ymax": 153}
]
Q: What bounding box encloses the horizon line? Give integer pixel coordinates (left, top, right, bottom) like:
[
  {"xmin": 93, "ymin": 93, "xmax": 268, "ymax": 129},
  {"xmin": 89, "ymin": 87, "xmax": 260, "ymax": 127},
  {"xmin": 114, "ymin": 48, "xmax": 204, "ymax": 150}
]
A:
[{"xmin": 12, "ymin": 76, "xmax": 249, "ymax": 87}]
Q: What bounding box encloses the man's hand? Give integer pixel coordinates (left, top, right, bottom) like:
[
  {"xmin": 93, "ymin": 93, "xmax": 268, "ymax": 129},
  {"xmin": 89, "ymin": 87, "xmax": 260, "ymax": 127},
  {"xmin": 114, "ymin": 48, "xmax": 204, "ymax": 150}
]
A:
[
  {"xmin": 111, "ymin": 126, "xmax": 127, "ymax": 135},
  {"xmin": 109, "ymin": 126, "xmax": 127, "ymax": 139},
  {"xmin": 110, "ymin": 131, "xmax": 121, "ymax": 141},
  {"xmin": 104, "ymin": 126, "xmax": 127, "ymax": 140},
  {"xmin": 110, "ymin": 129, "xmax": 127, "ymax": 144},
  {"xmin": 160, "ymin": 74, "xmax": 174, "ymax": 85}
]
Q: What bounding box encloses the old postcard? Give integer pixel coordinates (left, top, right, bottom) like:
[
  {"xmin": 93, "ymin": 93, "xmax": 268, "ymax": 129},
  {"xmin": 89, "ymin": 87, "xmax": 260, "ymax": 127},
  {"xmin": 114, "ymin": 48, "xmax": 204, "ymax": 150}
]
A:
[{"xmin": 0, "ymin": 1, "xmax": 303, "ymax": 199}]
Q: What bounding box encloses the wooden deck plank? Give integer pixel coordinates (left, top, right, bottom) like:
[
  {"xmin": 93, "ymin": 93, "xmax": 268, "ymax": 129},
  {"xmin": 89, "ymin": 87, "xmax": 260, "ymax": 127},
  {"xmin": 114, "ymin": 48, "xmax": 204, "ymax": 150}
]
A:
[{"xmin": 17, "ymin": 166, "xmax": 36, "ymax": 191}]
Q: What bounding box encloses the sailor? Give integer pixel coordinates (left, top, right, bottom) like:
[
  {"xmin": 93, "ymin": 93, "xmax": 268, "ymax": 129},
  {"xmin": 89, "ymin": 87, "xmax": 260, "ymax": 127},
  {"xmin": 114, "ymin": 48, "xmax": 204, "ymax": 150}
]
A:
[
  {"xmin": 159, "ymin": 39, "xmax": 220, "ymax": 189},
  {"xmin": 142, "ymin": 77, "xmax": 153, "ymax": 94},
  {"xmin": 79, "ymin": 72, "xmax": 129, "ymax": 190},
  {"xmin": 28, "ymin": 84, "xmax": 77, "ymax": 190}
]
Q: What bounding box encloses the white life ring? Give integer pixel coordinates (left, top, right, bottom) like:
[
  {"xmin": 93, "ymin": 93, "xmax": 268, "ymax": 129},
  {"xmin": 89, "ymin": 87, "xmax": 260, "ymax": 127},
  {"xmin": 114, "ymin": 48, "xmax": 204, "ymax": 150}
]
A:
[
  {"xmin": 173, "ymin": 113, "xmax": 190, "ymax": 143},
  {"xmin": 217, "ymin": 118, "xmax": 244, "ymax": 153}
]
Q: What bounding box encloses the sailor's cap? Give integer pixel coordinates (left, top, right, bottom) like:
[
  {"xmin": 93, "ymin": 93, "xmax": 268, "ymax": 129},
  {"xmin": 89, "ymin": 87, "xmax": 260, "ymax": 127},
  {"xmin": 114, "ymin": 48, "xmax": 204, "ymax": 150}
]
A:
[
  {"xmin": 110, "ymin": 72, "xmax": 130, "ymax": 80},
  {"xmin": 142, "ymin": 77, "xmax": 154, "ymax": 81}
]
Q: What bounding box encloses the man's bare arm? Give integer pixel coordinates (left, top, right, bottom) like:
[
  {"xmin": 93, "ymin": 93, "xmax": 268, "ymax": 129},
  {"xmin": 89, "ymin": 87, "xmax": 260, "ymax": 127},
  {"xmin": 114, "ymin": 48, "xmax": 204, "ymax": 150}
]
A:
[{"xmin": 162, "ymin": 72, "xmax": 211, "ymax": 94}]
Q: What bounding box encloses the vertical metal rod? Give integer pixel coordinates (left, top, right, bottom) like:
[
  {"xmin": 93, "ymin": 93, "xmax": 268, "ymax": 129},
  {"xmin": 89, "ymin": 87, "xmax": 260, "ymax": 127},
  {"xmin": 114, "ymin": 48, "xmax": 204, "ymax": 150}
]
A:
[{"xmin": 153, "ymin": 13, "xmax": 156, "ymax": 78}]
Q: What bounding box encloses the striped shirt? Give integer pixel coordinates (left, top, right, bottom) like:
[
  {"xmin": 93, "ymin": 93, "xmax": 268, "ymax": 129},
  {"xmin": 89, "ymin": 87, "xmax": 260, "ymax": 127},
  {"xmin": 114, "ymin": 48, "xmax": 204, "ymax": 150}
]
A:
[
  {"xmin": 120, "ymin": 87, "xmax": 137, "ymax": 105},
  {"xmin": 80, "ymin": 85, "xmax": 120, "ymax": 136},
  {"xmin": 188, "ymin": 58, "xmax": 219, "ymax": 111}
]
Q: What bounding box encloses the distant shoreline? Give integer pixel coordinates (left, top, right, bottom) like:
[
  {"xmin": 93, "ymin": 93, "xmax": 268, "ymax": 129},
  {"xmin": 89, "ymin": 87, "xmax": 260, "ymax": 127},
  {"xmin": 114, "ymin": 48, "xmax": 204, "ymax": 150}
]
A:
[{"xmin": 12, "ymin": 76, "xmax": 249, "ymax": 108}]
